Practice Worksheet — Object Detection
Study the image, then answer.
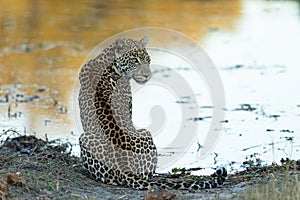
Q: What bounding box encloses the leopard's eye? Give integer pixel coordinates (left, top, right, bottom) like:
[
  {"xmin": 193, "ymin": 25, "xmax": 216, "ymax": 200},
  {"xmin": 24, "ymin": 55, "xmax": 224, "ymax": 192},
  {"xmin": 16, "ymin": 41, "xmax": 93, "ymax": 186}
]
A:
[
  {"xmin": 132, "ymin": 57, "xmax": 140, "ymax": 65},
  {"xmin": 145, "ymin": 55, "xmax": 151, "ymax": 63}
]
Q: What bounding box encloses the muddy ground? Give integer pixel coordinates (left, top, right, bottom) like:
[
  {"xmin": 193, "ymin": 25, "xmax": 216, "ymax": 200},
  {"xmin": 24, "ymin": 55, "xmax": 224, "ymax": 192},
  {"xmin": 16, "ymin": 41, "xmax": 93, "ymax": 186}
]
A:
[{"xmin": 0, "ymin": 135, "xmax": 299, "ymax": 200}]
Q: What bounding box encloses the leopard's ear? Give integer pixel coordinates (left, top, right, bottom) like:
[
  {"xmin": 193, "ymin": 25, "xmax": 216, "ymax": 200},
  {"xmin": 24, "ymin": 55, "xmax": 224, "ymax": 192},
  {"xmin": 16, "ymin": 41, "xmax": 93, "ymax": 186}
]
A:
[
  {"xmin": 115, "ymin": 38, "xmax": 126, "ymax": 57},
  {"xmin": 139, "ymin": 36, "xmax": 148, "ymax": 47}
]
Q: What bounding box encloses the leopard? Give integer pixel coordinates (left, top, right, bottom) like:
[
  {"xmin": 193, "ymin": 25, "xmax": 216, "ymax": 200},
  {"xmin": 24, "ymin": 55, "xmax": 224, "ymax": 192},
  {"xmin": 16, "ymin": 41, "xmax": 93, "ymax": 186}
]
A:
[{"xmin": 78, "ymin": 36, "xmax": 227, "ymax": 190}]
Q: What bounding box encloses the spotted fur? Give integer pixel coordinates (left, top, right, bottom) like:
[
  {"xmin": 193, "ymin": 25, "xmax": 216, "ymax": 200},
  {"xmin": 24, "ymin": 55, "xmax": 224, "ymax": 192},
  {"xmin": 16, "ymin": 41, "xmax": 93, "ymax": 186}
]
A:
[{"xmin": 78, "ymin": 37, "xmax": 227, "ymax": 190}]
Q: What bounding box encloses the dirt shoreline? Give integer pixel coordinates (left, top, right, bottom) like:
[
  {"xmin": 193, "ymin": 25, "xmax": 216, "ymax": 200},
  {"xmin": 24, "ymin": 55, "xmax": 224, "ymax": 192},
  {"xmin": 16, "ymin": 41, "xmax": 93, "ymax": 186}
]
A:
[{"xmin": 0, "ymin": 135, "xmax": 299, "ymax": 200}]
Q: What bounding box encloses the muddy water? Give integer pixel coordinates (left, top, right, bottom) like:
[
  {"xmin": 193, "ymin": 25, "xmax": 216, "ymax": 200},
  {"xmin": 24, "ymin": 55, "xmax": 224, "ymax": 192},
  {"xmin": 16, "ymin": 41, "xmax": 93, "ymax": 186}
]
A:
[
  {"xmin": 1, "ymin": 0, "xmax": 300, "ymax": 173},
  {"xmin": 0, "ymin": 0, "xmax": 241, "ymax": 138}
]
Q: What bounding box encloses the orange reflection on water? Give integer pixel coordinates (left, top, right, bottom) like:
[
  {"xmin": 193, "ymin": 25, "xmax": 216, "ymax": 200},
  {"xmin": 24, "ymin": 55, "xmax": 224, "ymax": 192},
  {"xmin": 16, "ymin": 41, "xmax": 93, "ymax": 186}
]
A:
[{"xmin": 0, "ymin": 0, "xmax": 241, "ymax": 138}]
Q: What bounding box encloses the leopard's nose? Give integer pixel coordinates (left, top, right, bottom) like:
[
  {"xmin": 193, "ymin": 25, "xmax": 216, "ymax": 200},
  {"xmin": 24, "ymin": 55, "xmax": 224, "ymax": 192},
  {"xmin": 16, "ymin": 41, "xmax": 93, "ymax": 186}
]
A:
[
  {"xmin": 143, "ymin": 71, "xmax": 152, "ymax": 81},
  {"xmin": 145, "ymin": 74, "xmax": 151, "ymax": 81},
  {"xmin": 141, "ymin": 64, "xmax": 152, "ymax": 79}
]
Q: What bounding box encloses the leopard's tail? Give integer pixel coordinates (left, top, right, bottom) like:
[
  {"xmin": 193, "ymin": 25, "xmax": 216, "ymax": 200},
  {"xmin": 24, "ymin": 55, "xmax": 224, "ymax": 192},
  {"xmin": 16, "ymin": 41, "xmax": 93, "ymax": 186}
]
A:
[{"xmin": 124, "ymin": 167, "xmax": 227, "ymax": 190}]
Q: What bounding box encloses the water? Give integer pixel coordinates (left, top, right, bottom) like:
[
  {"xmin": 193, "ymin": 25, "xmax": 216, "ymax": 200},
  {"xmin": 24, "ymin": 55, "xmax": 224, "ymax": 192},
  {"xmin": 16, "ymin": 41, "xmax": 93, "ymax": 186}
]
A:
[{"xmin": 1, "ymin": 0, "xmax": 300, "ymax": 174}]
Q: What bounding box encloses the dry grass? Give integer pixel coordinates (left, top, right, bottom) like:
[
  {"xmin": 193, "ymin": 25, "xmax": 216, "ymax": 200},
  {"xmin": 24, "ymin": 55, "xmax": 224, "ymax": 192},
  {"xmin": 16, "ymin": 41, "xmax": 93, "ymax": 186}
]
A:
[{"xmin": 237, "ymin": 164, "xmax": 300, "ymax": 200}]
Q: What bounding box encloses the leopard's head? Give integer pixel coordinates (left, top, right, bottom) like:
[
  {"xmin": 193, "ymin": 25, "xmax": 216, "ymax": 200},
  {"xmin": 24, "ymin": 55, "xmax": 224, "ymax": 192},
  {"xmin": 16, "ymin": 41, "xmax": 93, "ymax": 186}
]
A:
[{"xmin": 114, "ymin": 37, "xmax": 151, "ymax": 84}]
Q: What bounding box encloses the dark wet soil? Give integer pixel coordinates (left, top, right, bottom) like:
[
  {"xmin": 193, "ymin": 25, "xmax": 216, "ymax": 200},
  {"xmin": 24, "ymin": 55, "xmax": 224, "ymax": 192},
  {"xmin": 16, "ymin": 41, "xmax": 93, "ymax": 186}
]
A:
[{"xmin": 0, "ymin": 135, "xmax": 299, "ymax": 200}]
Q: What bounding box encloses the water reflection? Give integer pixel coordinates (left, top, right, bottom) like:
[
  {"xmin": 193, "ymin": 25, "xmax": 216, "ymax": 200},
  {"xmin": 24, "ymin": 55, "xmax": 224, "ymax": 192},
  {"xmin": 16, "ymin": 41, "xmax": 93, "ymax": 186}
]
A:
[{"xmin": 0, "ymin": 0, "xmax": 241, "ymax": 139}]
